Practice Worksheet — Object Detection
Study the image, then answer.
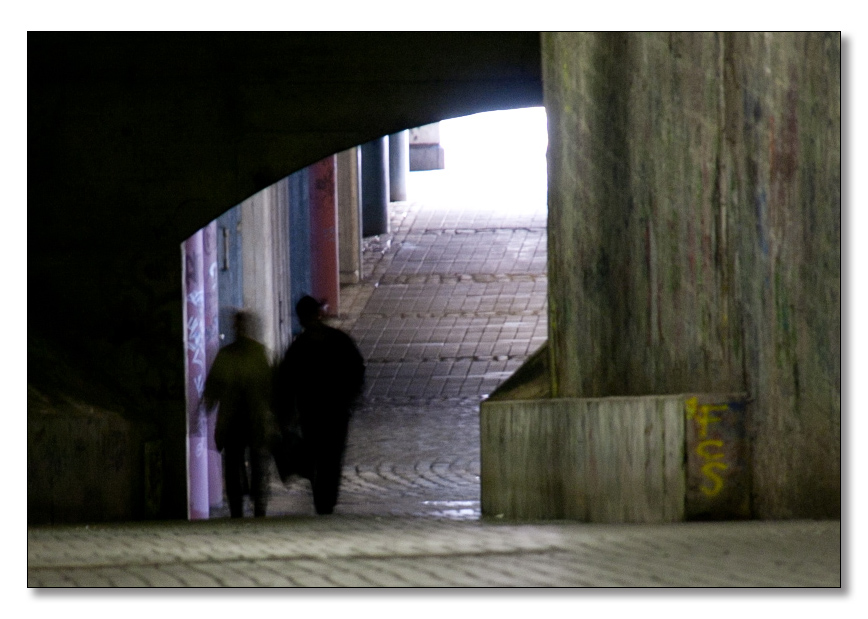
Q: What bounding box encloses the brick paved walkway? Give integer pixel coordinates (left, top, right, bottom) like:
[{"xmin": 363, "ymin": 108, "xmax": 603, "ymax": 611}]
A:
[
  {"xmin": 27, "ymin": 196, "xmax": 843, "ymax": 589},
  {"xmin": 28, "ymin": 518, "xmax": 841, "ymax": 587},
  {"xmin": 252, "ymin": 197, "xmax": 547, "ymax": 521}
]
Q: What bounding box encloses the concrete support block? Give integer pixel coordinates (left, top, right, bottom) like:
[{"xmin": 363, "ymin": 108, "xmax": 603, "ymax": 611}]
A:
[
  {"xmin": 28, "ymin": 388, "xmax": 161, "ymax": 524},
  {"xmin": 242, "ymin": 179, "xmax": 292, "ymax": 359},
  {"xmin": 487, "ymin": 343, "xmax": 551, "ymax": 401},
  {"xmin": 409, "ymin": 144, "xmax": 445, "ymax": 171},
  {"xmin": 289, "ymin": 168, "xmax": 312, "ymax": 337},
  {"xmin": 409, "ymin": 123, "xmax": 445, "ymax": 171},
  {"xmin": 337, "ymin": 147, "xmax": 362, "ymax": 284},
  {"xmin": 389, "ymin": 131, "xmax": 409, "ymax": 201},
  {"xmin": 361, "ymin": 137, "xmax": 390, "ymax": 237},
  {"xmin": 310, "ymin": 155, "xmax": 340, "ymax": 316},
  {"xmin": 541, "ymin": 31, "xmax": 840, "ymax": 519},
  {"xmin": 481, "ymin": 393, "xmax": 749, "ymax": 523},
  {"xmin": 202, "ymin": 222, "xmax": 223, "ymax": 508},
  {"xmin": 183, "ymin": 230, "xmax": 209, "ymax": 520},
  {"xmin": 216, "ymin": 205, "xmax": 243, "ymax": 343}
]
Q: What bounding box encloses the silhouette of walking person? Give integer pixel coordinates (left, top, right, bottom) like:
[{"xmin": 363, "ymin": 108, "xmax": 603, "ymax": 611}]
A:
[
  {"xmin": 203, "ymin": 310, "xmax": 276, "ymax": 518},
  {"xmin": 274, "ymin": 296, "xmax": 365, "ymax": 515}
]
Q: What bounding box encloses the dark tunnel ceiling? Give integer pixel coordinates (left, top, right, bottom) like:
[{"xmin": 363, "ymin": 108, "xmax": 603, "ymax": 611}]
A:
[{"xmin": 28, "ymin": 32, "xmax": 543, "ymax": 247}]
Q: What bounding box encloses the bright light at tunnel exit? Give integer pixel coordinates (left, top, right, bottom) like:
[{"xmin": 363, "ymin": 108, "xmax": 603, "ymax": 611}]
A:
[{"xmin": 405, "ymin": 107, "xmax": 548, "ymax": 213}]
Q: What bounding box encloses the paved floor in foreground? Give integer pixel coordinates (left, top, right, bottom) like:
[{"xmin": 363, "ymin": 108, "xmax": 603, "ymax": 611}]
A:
[
  {"xmin": 27, "ymin": 197, "xmax": 842, "ymax": 588},
  {"xmin": 28, "ymin": 518, "xmax": 841, "ymax": 587}
]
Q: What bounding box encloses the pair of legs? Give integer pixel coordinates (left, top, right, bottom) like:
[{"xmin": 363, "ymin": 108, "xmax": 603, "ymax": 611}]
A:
[
  {"xmin": 223, "ymin": 443, "xmax": 270, "ymax": 518},
  {"xmin": 303, "ymin": 413, "xmax": 350, "ymax": 515}
]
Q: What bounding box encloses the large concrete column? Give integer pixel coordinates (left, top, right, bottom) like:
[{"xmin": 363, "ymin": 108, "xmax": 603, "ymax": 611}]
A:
[
  {"xmin": 201, "ymin": 221, "xmax": 223, "ymax": 509},
  {"xmin": 310, "ymin": 156, "xmax": 340, "ymax": 316},
  {"xmin": 361, "ymin": 136, "xmax": 390, "ymax": 237},
  {"xmin": 182, "ymin": 230, "xmax": 209, "ymax": 520},
  {"xmin": 541, "ymin": 32, "xmax": 840, "ymax": 518},
  {"xmin": 273, "ymin": 177, "xmax": 293, "ymax": 355},
  {"xmin": 289, "ymin": 168, "xmax": 312, "ymax": 336},
  {"xmin": 242, "ymin": 188, "xmax": 275, "ymax": 356},
  {"xmin": 337, "ymin": 147, "xmax": 363, "ymax": 284},
  {"xmin": 389, "ymin": 130, "xmax": 409, "ymax": 201},
  {"xmin": 241, "ymin": 179, "xmax": 292, "ymax": 360},
  {"xmin": 216, "ymin": 205, "xmax": 243, "ymax": 343}
]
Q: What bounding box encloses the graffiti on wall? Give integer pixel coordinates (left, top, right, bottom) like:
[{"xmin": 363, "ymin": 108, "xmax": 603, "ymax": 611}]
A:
[
  {"xmin": 686, "ymin": 397, "xmax": 730, "ymax": 497},
  {"xmin": 685, "ymin": 394, "xmax": 751, "ymax": 520}
]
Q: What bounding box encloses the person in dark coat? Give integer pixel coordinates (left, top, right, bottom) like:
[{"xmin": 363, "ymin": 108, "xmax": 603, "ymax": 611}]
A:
[
  {"xmin": 203, "ymin": 311, "xmax": 277, "ymax": 518},
  {"xmin": 274, "ymin": 296, "xmax": 365, "ymax": 515}
]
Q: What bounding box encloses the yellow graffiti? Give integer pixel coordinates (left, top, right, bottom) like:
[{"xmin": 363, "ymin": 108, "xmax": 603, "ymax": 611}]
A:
[
  {"xmin": 685, "ymin": 397, "xmax": 728, "ymax": 438},
  {"xmin": 700, "ymin": 462, "xmax": 728, "ymax": 497},
  {"xmin": 696, "ymin": 440, "xmax": 725, "ymax": 460},
  {"xmin": 687, "ymin": 398, "xmax": 732, "ymax": 498}
]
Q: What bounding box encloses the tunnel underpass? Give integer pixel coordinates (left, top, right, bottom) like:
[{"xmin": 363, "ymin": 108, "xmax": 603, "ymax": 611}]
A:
[{"xmin": 209, "ymin": 109, "xmax": 549, "ymax": 519}]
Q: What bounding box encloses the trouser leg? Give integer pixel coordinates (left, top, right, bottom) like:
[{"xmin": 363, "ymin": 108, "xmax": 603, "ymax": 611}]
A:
[
  {"xmin": 311, "ymin": 419, "xmax": 348, "ymax": 515},
  {"xmin": 223, "ymin": 444, "xmax": 246, "ymax": 518},
  {"xmin": 250, "ymin": 446, "xmax": 270, "ymax": 517}
]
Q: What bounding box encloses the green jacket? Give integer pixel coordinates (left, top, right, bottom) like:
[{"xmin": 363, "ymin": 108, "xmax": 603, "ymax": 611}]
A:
[{"xmin": 203, "ymin": 336, "xmax": 276, "ymax": 450}]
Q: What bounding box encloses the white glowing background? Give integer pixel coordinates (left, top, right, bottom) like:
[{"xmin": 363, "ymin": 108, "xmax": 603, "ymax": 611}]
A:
[{"xmin": 405, "ymin": 107, "xmax": 548, "ymax": 213}]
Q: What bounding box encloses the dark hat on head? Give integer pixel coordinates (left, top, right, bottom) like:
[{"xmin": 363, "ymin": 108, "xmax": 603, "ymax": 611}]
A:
[{"xmin": 296, "ymin": 295, "xmax": 324, "ymax": 321}]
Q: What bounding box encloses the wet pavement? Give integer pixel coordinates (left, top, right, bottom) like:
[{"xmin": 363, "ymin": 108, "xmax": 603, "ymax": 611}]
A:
[{"xmin": 27, "ymin": 196, "xmax": 843, "ymax": 588}]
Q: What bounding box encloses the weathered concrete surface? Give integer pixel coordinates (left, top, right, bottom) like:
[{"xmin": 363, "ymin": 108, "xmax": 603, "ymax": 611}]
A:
[
  {"xmin": 240, "ymin": 179, "xmax": 293, "ymax": 361},
  {"xmin": 542, "ymin": 32, "xmax": 840, "ymax": 519},
  {"xmin": 482, "ymin": 393, "xmax": 751, "ymax": 523},
  {"xmin": 28, "ymin": 387, "xmax": 161, "ymax": 524},
  {"xmin": 481, "ymin": 395, "xmax": 685, "ymax": 522},
  {"xmin": 338, "ymin": 147, "xmax": 363, "ymax": 285},
  {"xmin": 487, "ymin": 342, "xmax": 551, "ymax": 401}
]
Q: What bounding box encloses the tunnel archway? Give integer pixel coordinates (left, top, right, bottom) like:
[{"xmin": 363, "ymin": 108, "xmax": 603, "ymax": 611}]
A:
[
  {"xmin": 184, "ymin": 107, "xmax": 549, "ymax": 519},
  {"xmin": 28, "ymin": 32, "xmax": 543, "ymax": 523}
]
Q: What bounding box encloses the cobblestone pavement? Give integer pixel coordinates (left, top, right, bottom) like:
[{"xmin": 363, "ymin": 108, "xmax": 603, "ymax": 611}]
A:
[
  {"xmin": 255, "ymin": 198, "xmax": 547, "ymax": 521},
  {"xmin": 27, "ymin": 198, "xmax": 844, "ymax": 589},
  {"xmin": 28, "ymin": 518, "xmax": 841, "ymax": 587}
]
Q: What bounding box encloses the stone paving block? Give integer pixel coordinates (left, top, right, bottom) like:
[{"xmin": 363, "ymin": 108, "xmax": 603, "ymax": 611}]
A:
[
  {"xmin": 124, "ymin": 565, "xmax": 187, "ymax": 587},
  {"xmin": 239, "ymin": 561, "xmax": 299, "ymax": 587},
  {"xmin": 64, "ymin": 569, "xmax": 114, "ymax": 587}
]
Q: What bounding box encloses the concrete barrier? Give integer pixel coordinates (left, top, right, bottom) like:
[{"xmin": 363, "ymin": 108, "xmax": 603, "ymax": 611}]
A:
[
  {"xmin": 480, "ymin": 393, "xmax": 748, "ymax": 522},
  {"xmin": 28, "ymin": 387, "xmax": 161, "ymax": 525}
]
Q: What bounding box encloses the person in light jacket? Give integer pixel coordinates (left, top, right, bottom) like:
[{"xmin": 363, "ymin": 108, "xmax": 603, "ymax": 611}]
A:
[{"xmin": 204, "ymin": 311, "xmax": 277, "ymax": 518}]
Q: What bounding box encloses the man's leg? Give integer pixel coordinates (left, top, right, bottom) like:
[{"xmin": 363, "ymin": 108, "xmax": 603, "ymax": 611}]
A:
[
  {"xmin": 223, "ymin": 444, "xmax": 245, "ymax": 518},
  {"xmin": 311, "ymin": 417, "xmax": 349, "ymax": 515},
  {"xmin": 250, "ymin": 446, "xmax": 271, "ymax": 517}
]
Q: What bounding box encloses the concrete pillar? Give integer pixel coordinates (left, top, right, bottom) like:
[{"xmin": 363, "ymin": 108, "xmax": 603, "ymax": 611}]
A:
[
  {"xmin": 273, "ymin": 177, "xmax": 293, "ymax": 356},
  {"xmin": 242, "ymin": 188, "xmax": 276, "ymax": 356},
  {"xmin": 240, "ymin": 180, "xmax": 293, "ymax": 360},
  {"xmin": 216, "ymin": 205, "xmax": 243, "ymax": 344},
  {"xmin": 310, "ymin": 155, "xmax": 340, "ymax": 316},
  {"xmin": 182, "ymin": 230, "xmax": 209, "ymax": 520},
  {"xmin": 389, "ymin": 130, "xmax": 409, "ymax": 201},
  {"xmin": 337, "ymin": 147, "xmax": 362, "ymax": 284},
  {"xmin": 361, "ymin": 136, "xmax": 389, "ymax": 237},
  {"xmin": 201, "ymin": 221, "xmax": 223, "ymax": 509},
  {"xmin": 289, "ymin": 168, "xmax": 312, "ymax": 335},
  {"xmin": 540, "ymin": 32, "xmax": 840, "ymax": 518}
]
